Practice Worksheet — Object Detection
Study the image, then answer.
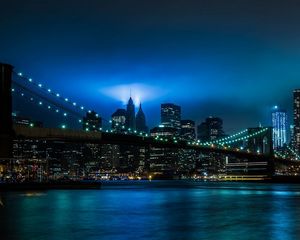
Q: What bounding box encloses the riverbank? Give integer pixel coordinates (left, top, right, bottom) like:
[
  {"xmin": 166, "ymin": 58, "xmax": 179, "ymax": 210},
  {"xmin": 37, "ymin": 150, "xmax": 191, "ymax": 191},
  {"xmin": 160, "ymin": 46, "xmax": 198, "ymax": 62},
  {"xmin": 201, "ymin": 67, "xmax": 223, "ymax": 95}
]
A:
[{"xmin": 0, "ymin": 181, "xmax": 102, "ymax": 191}]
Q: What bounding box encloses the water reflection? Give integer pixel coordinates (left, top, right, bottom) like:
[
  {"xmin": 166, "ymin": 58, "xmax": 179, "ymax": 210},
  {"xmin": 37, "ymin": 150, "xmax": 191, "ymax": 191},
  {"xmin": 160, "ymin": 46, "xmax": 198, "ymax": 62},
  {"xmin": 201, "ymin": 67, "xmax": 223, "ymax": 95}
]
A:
[{"xmin": 1, "ymin": 181, "xmax": 300, "ymax": 240}]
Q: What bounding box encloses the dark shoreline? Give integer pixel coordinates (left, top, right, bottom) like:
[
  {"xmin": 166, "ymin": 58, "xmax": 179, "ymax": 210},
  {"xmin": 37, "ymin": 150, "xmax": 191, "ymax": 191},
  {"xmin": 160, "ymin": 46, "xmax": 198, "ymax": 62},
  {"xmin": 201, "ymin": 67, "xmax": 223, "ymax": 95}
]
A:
[
  {"xmin": 1, "ymin": 176, "xmax": 300, "ymax": 191},
  {"xmin": 0, "ymin": 181, "xmax": 102, "ymax": 191}
]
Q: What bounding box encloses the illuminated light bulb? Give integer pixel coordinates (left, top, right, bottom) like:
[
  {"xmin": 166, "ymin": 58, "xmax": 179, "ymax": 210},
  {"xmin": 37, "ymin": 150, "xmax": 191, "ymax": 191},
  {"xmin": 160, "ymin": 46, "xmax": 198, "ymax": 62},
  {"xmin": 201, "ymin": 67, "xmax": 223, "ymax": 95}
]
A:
[
  {"xmin": 38, "ymin": 83, "xmax": 42, "ymax": 87},
  {"xmin": 21, "ymin": 93, "xmax": 24, "ymax": 96},
  {"xmin": 56, "ymin": 93, "xmax": 60, "ymax": 97},
  {"xmin": 12, "ymin": 88, "xmax": 15, "ymax": 92},
  {"xmin": 48, "ymin": 89, "xmax": 51, "ymax": 92},
  {"xmin": 80, "ymin": 106, "xmax": 84, "ymax": 110},
  {"xmin": 63, "ymin": 113, "xmax": 67, "ymax": 117},
  {"xmin": 73, "ymin": 102, "xmax": 76, "ymax": 106},
  {"xmin": 28, "ymin": 78, "xmax": 32, "ymax": 82},
  {"xmin": 88, "ymin": 110, "xmax": 91, "ymax": 113},
  {"xmin": 61, "ymin": 125, "xmax": 66, "ymax": 129},
  {"xmin": 39, "ymin": 101, "xmax": 42, "ymax": 105},
  {"xmin": 65, "ymin": 98, "xmax": 68, "ymax": 102},
  {"xmin": 18, "ymin": 72, "xmax": 22, "ymax": 76},
  {"xmin": 78, "ymin": 119, "xmax": 82, "ymax": 123},
  {"xmin": 48, "ymin": 106, "xmax": 51, "ymax": 109},
  {"xmin": 56, "ymin": 109, "xmax": 59, "ymax": 113}
]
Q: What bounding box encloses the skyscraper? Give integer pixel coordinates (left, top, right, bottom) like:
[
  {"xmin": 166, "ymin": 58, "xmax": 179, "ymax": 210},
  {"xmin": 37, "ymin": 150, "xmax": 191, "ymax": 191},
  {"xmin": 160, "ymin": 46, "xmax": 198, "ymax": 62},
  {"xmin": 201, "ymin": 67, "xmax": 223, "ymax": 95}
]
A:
[
  {"xmin": 197, "ymin": 117, "xmax": 224, "ymax": 142},
  {"xmin": 111, "ymin": 108, "xmax": 127, "ymax": 133},
  {"xmin": 179, "ymin": 120, "xmax": 196, "ymax": 175},
  {"xmin": 149, "ymin": 126, "xmax": 178, "ymax": 174},
  {"xmin": 294, "ymin": 89, "xmax": 300, "ymax": 153},
  {"xmin": 180, "ymin": 120, "xmax": 196, "ymax": 141},
  {"xmin": 125, "ymin": 97, "xmax": 135, "ymax": 131},
  {"xmin": 136, "ymin": 103, "xmax": 148, "ymax": 133},
  {"xmin": 161, "ymin": 103, "xmax": 181, "ymax": 134},
  {"xmin": 271, "ymin": 106, "xmax": 287, "ymax": 149},
  {"xmin": 82, "ymin": 111, "xmax": 102, "ymax": 132}
]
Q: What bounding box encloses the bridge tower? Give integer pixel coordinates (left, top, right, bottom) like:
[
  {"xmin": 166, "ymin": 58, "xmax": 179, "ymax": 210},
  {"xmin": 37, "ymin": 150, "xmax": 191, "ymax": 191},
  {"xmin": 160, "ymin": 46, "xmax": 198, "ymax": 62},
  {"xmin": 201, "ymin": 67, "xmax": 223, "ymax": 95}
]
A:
[{"xmin": 0, "ymin": 63, "xmax": 14, "ymax": 159}]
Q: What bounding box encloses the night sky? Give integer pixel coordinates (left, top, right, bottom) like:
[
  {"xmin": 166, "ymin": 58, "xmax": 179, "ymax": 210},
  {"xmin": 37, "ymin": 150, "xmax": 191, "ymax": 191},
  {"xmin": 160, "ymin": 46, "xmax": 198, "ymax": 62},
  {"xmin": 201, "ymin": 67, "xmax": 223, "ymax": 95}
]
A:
[{"xmin": 1, "ymin": 0, "xmax": 300, "ymax": 133}]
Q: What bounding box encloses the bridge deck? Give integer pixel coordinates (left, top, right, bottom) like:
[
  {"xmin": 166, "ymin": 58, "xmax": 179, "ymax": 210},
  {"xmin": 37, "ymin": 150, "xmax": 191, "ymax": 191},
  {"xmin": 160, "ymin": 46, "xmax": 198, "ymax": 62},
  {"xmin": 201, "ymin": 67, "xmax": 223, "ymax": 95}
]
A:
[{"xmin": 13, "ymin": 124, "xmax": 289, "ymax": 163}]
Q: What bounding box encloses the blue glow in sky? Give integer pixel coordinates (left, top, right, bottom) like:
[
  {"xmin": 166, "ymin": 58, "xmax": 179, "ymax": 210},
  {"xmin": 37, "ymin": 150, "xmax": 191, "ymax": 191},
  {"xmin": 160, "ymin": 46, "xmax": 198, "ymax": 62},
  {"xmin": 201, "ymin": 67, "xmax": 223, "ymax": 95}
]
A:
[{"xmin": 1, "ymin": 0, "xmax": 300, "ymax": 132}]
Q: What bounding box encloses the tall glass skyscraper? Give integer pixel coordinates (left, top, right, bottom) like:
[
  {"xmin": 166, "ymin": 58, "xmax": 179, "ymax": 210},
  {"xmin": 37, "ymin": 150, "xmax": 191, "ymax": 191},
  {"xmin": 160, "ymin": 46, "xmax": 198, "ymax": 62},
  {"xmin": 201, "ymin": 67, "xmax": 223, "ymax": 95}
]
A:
[
  {"xmin": 161, "ymin": 103, "xmax": 181, "ymax": 134},
  {"xmin": 272, "ymin": 106, "xmax": 287, "ymax": 149},
  {"xmin": 294, "ymin": 90, "xmax": 300, "ymax": 153}
]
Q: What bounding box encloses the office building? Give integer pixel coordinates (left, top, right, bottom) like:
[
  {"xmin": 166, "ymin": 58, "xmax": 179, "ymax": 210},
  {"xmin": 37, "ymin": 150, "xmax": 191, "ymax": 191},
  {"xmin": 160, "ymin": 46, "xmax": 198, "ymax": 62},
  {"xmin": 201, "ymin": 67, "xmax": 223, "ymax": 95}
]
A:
[
  {"xmin": 294, "ymin": 89, "xmax": 300, "ymax": 153},
  {"xmin": 111, "ymin": 108, "xmax": 127, "ymax": 132},
  {"xmin": 271, "ymin": 106, "xmax": 287, "ymax": 149},
  {"xmin": 136, "ymin": 103, "xmax": 148, "ymax": 133},
  {"xmin": 197, "ymin": 117, "xmax": 224, "ymax": 142},
  {"xmin": 161, "ymin": 103, "xmax": 181, "ymax": 134},
  {"xmin": 125, "ymin": 97, "xmax": 135, "ymax": 131},
  {"xmin": 180, "ymin": 120, "xmax": 196, "ymax": 141}
]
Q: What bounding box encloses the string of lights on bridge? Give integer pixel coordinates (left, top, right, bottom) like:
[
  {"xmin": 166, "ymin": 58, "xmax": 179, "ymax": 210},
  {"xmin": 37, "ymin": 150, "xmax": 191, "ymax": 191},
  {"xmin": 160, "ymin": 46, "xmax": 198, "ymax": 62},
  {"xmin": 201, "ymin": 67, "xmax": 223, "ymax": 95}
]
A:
[
  {"xmin": 14, "ymin": 71, "xmax": 92, "ymax": 114},
  {"xmin": 207, "ymin": 129, "xmax": 248, "ymax": 145},
  {"xmin": 12, "ymin": 70, "xmax": 116, "ymax": 130},
  {"xmin": 287, "ymin": 146, "xmax": 300, "ymax": 160}
]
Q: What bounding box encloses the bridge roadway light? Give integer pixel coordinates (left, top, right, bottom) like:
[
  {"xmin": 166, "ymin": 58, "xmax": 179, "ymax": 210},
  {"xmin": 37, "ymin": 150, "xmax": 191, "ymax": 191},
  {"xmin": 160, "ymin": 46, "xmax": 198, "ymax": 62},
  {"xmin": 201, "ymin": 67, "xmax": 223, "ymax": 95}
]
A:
[
  {"xmin": 28, "ymin": 78, "xmax": 32, "ymax": 82},
  {"xmin": 61, "ymin": 125, "xmax": 66, "ymax": 129}
]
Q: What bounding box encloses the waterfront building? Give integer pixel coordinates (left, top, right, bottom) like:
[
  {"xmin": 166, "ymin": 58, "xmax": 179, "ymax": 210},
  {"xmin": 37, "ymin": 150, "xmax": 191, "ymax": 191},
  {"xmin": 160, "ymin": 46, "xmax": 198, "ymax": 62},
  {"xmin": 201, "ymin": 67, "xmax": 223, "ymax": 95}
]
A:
[
  {"xmin": 149, "ymin": 126, "xmax": 178, "ymax": 175},
  {"xmin": 271, "ymin": 106, "xmax": 287, "ymax": 149},
  {"xmin": 179, "ymin": 120, "xmax": 196, "ymax": 175}
]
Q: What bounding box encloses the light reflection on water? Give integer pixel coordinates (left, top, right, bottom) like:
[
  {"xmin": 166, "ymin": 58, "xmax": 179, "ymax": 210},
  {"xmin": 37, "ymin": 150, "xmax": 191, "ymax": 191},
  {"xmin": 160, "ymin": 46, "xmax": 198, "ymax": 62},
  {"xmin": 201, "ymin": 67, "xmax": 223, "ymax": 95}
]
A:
[{"xmin": 1, "ymin": 181, "xmax": 300, "ymax": 240}]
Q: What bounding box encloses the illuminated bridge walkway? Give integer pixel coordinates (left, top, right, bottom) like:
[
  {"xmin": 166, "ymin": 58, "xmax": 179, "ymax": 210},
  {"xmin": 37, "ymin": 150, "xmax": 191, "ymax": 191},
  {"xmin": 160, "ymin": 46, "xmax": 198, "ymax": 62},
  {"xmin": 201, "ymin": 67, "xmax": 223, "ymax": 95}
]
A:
[{"xmin": 0, "ymin": 63, "xmax": 299, "ymax": 165}]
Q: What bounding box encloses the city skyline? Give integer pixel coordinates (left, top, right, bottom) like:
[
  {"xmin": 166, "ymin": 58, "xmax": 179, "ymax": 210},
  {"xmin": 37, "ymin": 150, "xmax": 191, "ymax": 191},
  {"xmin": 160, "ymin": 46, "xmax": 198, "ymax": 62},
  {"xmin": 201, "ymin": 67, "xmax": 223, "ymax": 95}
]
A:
[{"xmin": 2, "ymin": 0, "xmax": 300, "ymax": 132}]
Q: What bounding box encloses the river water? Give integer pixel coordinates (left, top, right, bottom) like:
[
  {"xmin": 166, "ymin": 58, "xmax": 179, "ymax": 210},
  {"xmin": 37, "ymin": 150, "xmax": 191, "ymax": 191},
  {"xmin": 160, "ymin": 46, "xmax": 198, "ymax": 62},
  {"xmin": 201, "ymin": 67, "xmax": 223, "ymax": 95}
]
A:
[{"xmin": 1, "ymin": 181, "xmax": 300, "ymax": 240}]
